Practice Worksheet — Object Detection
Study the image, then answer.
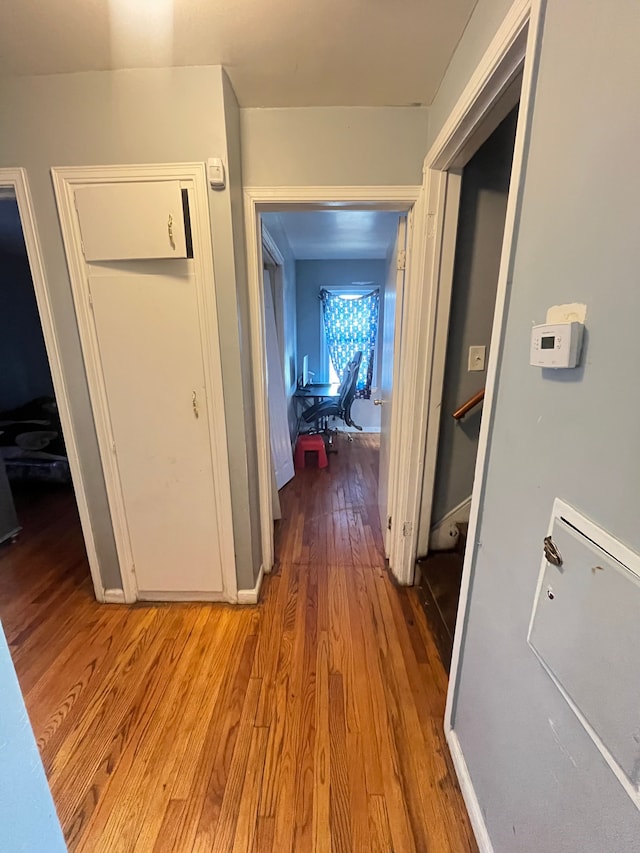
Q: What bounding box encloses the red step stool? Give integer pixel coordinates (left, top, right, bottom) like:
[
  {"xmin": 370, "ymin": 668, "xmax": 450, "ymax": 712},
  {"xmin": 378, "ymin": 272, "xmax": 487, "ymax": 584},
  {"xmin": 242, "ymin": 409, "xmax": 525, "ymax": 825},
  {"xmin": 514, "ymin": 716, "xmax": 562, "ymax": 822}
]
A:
[{"xmin": 295, "ymin": 433, "xmax": 328, "ymax": 469}]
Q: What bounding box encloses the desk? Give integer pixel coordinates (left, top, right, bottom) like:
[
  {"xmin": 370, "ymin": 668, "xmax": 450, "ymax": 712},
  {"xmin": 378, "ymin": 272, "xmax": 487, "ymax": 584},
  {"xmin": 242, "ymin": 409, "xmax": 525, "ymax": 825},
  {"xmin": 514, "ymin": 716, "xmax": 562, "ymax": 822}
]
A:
[
  {"xmin": 294, "ymin": 383, "xmax": 340, "ymax": 403},
  {"xmin": 294, "ymin": 383, "xmax": 340, "ymax": 431}
]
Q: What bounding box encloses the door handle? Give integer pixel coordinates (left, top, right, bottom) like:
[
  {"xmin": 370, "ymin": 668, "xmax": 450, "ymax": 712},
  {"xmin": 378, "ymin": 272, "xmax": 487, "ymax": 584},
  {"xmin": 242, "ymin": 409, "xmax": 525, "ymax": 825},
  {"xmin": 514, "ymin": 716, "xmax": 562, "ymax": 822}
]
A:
[
  {"xmin": 373, "ymin": 399, "xmax": 385, "ymax": 406},
  {"xmin": 192, "ymin": 390, "xmax": 199, "ymax": 418},
  {"xmin": 168, "ymin": 214, "xmax": 175, "ymax": 249}
]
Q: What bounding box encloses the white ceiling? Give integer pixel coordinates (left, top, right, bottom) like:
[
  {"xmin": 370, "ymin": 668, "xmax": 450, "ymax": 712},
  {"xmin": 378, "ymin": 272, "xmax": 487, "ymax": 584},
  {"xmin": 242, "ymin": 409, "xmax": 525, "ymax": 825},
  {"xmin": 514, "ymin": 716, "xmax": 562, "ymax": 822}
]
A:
[
  {"xmin": 262, "ymin": 210, "xmax": 400, "ymax": 260},
  {"xmin": 0, "ymin": 0, "xmax": 477, "ymax": 107}
]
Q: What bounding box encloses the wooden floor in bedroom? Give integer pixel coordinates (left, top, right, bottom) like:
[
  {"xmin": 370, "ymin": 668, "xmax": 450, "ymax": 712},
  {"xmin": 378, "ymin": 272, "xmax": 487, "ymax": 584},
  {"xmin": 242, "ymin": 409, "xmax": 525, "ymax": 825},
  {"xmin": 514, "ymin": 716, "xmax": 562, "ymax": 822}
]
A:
[{"xmin": 0, "ymin": 434, "xmax": 477, "ymax": 852}]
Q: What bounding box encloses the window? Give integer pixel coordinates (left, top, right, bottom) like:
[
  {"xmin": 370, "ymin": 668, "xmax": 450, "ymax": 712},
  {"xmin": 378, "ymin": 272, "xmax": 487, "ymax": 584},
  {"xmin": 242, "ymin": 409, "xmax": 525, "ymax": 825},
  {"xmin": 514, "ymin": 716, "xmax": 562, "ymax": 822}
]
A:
[{"xmin": 320, "ymin": 287, "xmax": 380, "ymax": 399}]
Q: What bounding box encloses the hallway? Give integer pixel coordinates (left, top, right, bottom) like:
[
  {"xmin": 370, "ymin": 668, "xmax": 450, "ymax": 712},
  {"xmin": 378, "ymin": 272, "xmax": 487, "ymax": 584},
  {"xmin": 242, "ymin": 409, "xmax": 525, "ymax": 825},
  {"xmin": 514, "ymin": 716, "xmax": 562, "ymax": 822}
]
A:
[{"xmin": 0, "ymin": 434, "xmax": 476, "ymax": 851}]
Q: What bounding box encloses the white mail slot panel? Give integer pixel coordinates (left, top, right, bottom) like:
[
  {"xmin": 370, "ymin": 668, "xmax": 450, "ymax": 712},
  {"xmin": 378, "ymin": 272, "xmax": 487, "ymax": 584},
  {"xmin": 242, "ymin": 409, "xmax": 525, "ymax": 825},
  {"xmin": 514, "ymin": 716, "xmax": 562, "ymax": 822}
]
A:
[
  {"xmin": 74, "ymin": 181, "xmax": 188, "ymax": 261},
  {"xmin": 528, "ymin": 499, "xmax": 640, "ymax": 808}
]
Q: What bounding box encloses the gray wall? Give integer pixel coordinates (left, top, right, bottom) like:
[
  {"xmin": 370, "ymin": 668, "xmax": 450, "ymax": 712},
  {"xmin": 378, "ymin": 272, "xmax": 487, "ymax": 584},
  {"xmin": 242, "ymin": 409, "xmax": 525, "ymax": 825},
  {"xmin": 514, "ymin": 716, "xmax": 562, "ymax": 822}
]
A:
[
  {"xmin": 0, "ymin": 622, "xmax": 66, "ymax": 851},
  {"xmin": 442, "ymin": 0, "xmax": 640, "ymax": 850},
  {"xmin": 0, "ymin": 66, "xmax": 260, "ymax": 591},
  {"xmin": 427, "ymin": 0, "xmax": 515, "ymax": 150},
  {"xmin": 0, "ymin": 201, "xmax": 54, "ymax": 410},
  {"xmin": 429, "ymin": 109, "xmax": 517, "ymax": 527},
  {"xmin": 296, "ymin": 259, "xmax": 386, "ymax": 431},
  {"xmin": 221, "ymin": 69, "xmax": 263, "ymax": 588},
  {"xmin": 241, "ymin": 107, "xmax": 429, "ymax": 187}
]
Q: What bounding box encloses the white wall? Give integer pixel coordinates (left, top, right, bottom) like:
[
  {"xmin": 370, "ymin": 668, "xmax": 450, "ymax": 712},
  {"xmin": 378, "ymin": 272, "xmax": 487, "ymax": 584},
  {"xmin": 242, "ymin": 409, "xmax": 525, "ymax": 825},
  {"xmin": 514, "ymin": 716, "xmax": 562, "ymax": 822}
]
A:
[
  {"xmin": 241, "ymin": 107, "xmax": 429, "ymax": 187},
  {"xmin": 442, "ymin": 1, "xmax": 640, "ymax": 850},
  {"xmin": 0, "ymin": 66, "xmax": 260, "ymax": 591}
]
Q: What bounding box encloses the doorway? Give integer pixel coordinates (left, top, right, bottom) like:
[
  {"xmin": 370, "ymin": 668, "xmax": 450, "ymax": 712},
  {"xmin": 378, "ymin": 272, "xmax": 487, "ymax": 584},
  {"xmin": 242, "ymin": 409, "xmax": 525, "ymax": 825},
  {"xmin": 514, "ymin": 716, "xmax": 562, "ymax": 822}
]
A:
[
  {"xmin": 261, "ymin": 208, "xmax": 405, "ymax": 562},
  {"xmin": 415, "ymin": 107, "xmax": 520, "ymax": 671},
  {"xmin": 0, "ymin": 191, "xmax": 93, "ymax": 616},
  {"xmin": 245, "ymin": 187, "xmax": 420, "ymax": 586}
]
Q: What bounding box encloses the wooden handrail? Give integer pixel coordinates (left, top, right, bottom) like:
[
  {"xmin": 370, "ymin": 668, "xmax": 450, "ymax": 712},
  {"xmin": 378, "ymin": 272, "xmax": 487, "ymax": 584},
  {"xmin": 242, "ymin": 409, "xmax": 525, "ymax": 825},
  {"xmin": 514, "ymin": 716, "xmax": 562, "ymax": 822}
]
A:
[{"xmin": 452, "ymin": 388, "xmax": 485, "ymax": 420}]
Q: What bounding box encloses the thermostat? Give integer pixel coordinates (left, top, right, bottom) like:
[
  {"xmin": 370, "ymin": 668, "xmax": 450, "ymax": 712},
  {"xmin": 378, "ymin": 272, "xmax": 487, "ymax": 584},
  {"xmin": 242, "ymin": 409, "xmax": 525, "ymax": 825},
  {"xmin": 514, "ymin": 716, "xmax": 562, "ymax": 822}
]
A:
[{"xmin": 530, "ymin": 321, "xmax": 583, "ymax": 368}]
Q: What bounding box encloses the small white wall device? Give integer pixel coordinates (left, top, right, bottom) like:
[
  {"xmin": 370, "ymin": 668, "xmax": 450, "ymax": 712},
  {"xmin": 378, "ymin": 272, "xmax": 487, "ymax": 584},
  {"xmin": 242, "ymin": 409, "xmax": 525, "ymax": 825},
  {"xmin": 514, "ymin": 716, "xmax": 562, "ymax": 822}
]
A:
[
  {"xmin": 207, "ymin": 157, "xmax": 226, "ymax": 190},
  {"xmin": 530, "ymin": 321, "xmax": 583, "ymax": 368}
]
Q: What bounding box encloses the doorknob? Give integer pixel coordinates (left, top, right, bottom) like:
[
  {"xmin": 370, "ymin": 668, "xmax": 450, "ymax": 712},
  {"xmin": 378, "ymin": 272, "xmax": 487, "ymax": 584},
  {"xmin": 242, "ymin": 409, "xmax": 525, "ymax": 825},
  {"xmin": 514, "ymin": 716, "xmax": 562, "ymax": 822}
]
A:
[{"xmin": 373, "ymin": 399, "xmax": 385, "ymax": 406}]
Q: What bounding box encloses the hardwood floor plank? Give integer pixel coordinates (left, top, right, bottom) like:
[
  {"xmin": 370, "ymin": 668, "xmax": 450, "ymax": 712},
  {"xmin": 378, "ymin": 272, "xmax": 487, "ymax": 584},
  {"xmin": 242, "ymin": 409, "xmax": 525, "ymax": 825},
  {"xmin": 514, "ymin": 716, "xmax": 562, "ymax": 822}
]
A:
[
  {"xmin": 329, "ymin": 672, "xmax": 352, "ymax": 852},
  {"xmin": 368, "ymin": 794, "xmax": 394, "ymax": 853},
  {"xmin": 174, "ymin": 629, "xmax": 258, "ymax": 851},
  {"xmin": 151, "ymin": 800, "xmax": 187, "ymax": 853},
  {"xmin": 204, "ymin": 676, "xmax": 262, "ymax": 852},
  {"xmin": 231, "ymin": 725, "xmax": 269, "ymax": 853},
  {"xmin": 313, "ymin": 629, "xmax": 332, "ymax": 853}
]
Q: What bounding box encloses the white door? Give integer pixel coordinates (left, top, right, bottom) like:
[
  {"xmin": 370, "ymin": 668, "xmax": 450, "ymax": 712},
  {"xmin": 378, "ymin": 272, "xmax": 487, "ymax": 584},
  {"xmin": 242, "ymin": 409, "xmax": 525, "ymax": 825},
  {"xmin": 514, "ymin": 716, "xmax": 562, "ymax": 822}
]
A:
[
  {"xmin": 263, "ymin": 268, "xmax": 295, "ymax": 490},
  {"xmin": 378, "ymin": 215, "xmax": 408, "ymax": 553},
  {"xmin": 89, "ymin": 262, "xmax": 225, "ymax": 595}
]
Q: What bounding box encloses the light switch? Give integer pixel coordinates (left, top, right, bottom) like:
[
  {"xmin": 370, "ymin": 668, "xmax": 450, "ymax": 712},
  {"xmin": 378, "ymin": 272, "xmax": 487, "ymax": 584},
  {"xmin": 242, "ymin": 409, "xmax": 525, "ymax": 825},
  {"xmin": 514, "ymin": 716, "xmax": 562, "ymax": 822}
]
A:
[{"xmin": 468, "ymin": 345, "xmax": 486, "ymax": 372}]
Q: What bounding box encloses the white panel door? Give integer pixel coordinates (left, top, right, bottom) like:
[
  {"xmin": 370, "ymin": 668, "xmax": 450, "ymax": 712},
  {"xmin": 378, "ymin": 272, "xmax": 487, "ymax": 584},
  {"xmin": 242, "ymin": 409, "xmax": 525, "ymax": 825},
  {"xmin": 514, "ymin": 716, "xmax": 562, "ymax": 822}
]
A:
[
  {"xmin": 378, "ymin": 216, "xmax": 407, "ymax": 551},
  {"xmin": 75, "ymin": 181, "xmax": 188, "ymax": 260},
  {"xmin": 89, "ymin": 263, "xmax": 224, "ymax": 595},
  {"xmin": 263, "ymin": 268, "xmax": 294, "ymax": 491}
]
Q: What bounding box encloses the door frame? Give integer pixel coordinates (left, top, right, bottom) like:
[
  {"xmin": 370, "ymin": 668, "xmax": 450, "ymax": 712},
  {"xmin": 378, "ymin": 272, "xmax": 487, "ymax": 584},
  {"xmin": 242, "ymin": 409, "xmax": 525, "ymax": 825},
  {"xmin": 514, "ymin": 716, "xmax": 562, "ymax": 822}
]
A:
[
  {"xmin": 403, "ymin": 0, "xmax": 544, "ymax": 848},
  {"xmin": 52, "ymin": 163, "xmax": 238, "ymax": 604},
  {"xmin": 0, "ymin": 168, "xmax": 104, "ymax": 601},
  {"xmin": 393, "ymin": 0, "xmax": 540, "ymax": 587},
  {"xmin": 244, "ymin": 186, "xmax": 420, "ymax": 579}
]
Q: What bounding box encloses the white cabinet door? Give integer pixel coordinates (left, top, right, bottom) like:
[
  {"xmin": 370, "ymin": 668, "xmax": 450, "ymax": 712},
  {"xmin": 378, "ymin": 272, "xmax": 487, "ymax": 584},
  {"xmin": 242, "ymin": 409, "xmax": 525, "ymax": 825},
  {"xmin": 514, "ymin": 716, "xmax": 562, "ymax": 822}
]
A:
[
  {"xmin": 75, "ymin": 181, "xmax": 188, "ymax": 260},
  {"xmin": 89, "ymin": 264, "xmax": 224, "ymax": 595}
]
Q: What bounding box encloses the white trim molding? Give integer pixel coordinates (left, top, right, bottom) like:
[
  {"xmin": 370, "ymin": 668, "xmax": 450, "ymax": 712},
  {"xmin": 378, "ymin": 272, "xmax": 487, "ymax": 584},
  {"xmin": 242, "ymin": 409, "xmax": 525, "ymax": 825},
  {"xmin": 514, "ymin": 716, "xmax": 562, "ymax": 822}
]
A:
[
  {"xmin": 0, "ymin": 168, "xmax": 106, "ymax": 603},
  {"xmin": 103, "ymin": 589, "xmax": 127, "ymax": 604},
  {"xmin": 244, "ymin": 186, "xmax": 419, "ymax": 580},
  {"xmin": 237, "ymin": 563, "xmax": 265, "ymax": 605},
  {"xmin": 428, "ymin": 496, "xmax": 472, "ymax": 552},
  {"xmin": 51, "ymin": 162, "xmax": 238, "ymax": 604},
  {"xmin": 446, "ymin": 729, "xmax": 495, "ymax": 853}
]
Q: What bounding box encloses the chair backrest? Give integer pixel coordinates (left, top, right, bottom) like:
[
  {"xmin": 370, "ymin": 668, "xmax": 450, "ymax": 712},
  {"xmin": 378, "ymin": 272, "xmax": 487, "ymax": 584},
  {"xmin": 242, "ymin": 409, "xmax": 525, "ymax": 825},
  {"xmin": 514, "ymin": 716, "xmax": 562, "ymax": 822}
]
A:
[{"xmin": 338, "ymin": 351, "xmax": 362, "ymax": 417}]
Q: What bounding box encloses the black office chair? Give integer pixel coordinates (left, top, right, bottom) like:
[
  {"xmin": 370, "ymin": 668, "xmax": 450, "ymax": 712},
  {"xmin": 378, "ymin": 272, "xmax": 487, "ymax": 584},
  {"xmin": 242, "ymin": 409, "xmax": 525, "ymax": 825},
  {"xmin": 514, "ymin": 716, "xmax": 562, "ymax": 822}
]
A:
[{"xmin": 299, "ymin": 351, "xmax": 363, "ymax": 437}]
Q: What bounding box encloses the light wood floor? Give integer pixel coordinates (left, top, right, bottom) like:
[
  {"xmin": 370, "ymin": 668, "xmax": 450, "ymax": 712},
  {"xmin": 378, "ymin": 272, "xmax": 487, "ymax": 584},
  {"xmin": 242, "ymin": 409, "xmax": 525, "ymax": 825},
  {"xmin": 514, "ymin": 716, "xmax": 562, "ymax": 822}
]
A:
[{"xmin": 0, "ymin": 436, "xmax": 476, "ymax": 852}]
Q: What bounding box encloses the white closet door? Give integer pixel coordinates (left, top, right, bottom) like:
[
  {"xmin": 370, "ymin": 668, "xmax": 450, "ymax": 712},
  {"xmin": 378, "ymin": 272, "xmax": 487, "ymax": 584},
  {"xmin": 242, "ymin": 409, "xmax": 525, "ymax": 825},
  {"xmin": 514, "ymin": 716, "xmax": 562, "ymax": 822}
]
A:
[
  {"xmin": 75, "ymin": 182, "xmax": 187, "ymax": 260},
  {"xmin": 89, "ymin": 264, "xmax": 223, "ymax": 595},
  {"xmin": 263, "ymin": 268, "xmax": 294, "ymax": 491}
]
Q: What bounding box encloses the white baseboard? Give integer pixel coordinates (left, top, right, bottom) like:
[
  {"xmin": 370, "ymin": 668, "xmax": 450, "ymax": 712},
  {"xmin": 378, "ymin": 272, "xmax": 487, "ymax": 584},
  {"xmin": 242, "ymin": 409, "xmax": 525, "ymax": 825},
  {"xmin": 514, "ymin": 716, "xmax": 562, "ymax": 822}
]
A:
[
  {"xmin": 429, "ymin": 496, "xmax": 472, "ymax": 551},
  {"xmin": 237, "ymin": 563, "xmax": 265, "ymax": 605},
  {"xmin": 103, "ymin": 588, "xmax": 126, "ymax": 604},
  {"xmin": 137, "ymin": 590, "xmax": 229, "ymax": 603},
  {"xmin": 446, "ymin": 727, "xmax": 494, "ymax": 853}
]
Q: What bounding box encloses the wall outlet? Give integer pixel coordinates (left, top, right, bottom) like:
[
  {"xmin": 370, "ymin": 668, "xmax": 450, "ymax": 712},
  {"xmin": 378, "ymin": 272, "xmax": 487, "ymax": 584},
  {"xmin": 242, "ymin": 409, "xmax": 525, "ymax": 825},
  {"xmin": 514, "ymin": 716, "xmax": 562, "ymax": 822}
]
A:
[{"xmin": 468, "ymin": 345, "xmax": 486, "ymax": 372}]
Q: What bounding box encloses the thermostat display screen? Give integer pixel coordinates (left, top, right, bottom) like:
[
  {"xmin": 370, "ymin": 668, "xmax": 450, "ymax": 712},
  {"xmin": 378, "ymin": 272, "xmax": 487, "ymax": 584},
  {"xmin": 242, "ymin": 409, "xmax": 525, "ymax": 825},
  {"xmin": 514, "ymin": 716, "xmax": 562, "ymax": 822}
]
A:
[{"xmin": 541, "ymin": 336, "xmax": 555, "ymax": 350}]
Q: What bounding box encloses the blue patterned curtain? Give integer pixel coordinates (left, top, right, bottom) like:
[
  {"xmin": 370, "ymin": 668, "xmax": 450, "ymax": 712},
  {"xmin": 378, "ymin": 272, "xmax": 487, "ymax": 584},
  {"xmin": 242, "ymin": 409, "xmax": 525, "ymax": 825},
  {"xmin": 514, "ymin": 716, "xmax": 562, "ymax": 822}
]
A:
[{"xmin": 320, "ymin": 289, "xmax": 379, "ymax": 399}]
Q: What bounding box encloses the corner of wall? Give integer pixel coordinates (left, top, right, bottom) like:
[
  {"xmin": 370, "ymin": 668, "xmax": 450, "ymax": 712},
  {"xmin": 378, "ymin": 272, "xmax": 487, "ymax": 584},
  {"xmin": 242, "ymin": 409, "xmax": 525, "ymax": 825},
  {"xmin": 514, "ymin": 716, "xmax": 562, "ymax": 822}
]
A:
[{"xmin": 219, "ymin": 67, "xmax": 264, "ymax": 589}]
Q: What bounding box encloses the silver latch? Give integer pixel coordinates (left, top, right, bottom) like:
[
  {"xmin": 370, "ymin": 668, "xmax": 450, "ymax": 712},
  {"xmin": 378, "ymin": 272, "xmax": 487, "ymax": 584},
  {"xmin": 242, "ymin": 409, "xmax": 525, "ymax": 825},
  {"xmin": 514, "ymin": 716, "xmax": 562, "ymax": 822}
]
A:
[{"xmin": 544, "ymin": 535, "xmax": 563, "ymax": 567}]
